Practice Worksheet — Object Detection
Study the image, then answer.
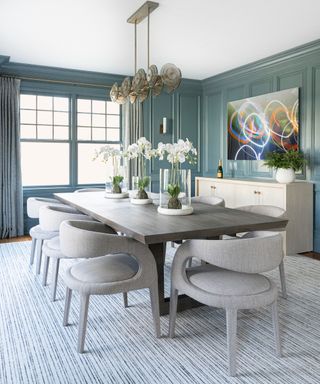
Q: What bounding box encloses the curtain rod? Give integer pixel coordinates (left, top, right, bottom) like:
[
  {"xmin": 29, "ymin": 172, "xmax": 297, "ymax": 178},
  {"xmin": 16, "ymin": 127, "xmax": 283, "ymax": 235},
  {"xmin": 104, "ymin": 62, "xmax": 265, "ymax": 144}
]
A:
[{"xmin": 1, "ymin": 74, "xmax": 113, "ymax": 89}]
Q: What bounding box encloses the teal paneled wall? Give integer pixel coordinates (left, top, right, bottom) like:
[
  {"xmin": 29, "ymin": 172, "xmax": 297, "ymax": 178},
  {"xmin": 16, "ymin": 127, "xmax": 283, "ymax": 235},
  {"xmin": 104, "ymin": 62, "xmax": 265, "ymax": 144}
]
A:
[
  {"xmin": 201, "ymin": 40, "xmax": 320, "ymax": 251},
  {"xmin": 144, "ymin": 79, "xmax": 202, "ymax": 194}
]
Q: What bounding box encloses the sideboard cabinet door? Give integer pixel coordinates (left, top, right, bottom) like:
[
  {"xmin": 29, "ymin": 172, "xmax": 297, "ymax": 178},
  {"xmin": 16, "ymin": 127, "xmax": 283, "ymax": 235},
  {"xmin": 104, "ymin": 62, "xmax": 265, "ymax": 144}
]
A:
[{"xmin": 195, "ymin": 177, "xmax": 313, "ymax": 254}]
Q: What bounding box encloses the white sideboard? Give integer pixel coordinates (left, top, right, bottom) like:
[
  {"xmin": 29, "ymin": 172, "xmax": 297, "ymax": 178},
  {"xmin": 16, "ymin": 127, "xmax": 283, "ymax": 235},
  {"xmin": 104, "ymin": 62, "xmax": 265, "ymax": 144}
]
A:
[{"xmin": 195, "ymin": 177, "xmax": 314, "ymax": 254}]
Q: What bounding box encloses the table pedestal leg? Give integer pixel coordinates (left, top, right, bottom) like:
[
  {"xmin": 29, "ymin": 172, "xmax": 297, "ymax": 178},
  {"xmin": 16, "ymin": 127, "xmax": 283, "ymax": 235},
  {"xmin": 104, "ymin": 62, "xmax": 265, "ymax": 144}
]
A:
[{"xmin": 148, "ymin": 242, "xmax": 202, "ymax": 316}]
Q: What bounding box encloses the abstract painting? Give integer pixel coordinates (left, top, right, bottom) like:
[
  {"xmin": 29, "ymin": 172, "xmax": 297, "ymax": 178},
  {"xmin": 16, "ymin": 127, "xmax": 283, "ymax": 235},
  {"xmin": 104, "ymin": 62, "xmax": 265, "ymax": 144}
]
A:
[{"xmin": 227, "ymin": 88, "xmax": 299, "ymax": 160}]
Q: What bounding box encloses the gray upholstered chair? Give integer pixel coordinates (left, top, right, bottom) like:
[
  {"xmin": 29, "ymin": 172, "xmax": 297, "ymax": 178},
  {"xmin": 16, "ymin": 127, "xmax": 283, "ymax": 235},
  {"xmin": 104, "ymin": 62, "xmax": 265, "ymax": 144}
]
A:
[
  {"xmin": 74, "ymin": 188, "xmax": 105, "ymax": 193},
  {"xmin": 191, "ymin": 195, "xmax": 225, "ymax": 207},
  {"xmin": 169, "ymin": 234, "xmax": 283, "ymax": 377},
  {"xmin": 235, "ymin": 205, "xmax": 287, "ymax": 298},
  {"xmin": 175, "ymin": 195, "xmax": 225, "ymax": 264},
  {"xmin": 59, "ymin": 220, "xmax": 161, "ymax": 353},
  {"xmin": 27, "ymin": 197, "xmax": 65, "ymax": 271},
  {"xmin": 39, "ymin": 205, "xmax": 93, "ymax": 301}
]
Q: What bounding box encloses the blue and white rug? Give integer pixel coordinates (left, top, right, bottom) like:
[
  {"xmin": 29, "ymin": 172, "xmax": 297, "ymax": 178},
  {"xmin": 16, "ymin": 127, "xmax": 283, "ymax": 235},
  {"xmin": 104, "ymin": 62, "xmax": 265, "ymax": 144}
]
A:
[{"xmin": 0, "ymin": 241, "xmax": 320, "ymax": 384}]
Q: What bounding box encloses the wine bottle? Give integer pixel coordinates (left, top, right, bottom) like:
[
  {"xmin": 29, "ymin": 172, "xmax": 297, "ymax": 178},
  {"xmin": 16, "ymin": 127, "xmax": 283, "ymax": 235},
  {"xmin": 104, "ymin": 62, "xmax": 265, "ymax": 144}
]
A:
[{"xmin": 217, "ymin": 159, "xmax": 223, "ymax": 178}]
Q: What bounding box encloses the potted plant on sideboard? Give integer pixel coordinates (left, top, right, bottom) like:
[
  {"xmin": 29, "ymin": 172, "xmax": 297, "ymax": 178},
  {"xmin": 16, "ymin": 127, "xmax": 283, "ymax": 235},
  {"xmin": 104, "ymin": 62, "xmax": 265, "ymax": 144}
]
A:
[{"xmin": 264, "ymin": 150, "xmax": 306, "ymax": 183}]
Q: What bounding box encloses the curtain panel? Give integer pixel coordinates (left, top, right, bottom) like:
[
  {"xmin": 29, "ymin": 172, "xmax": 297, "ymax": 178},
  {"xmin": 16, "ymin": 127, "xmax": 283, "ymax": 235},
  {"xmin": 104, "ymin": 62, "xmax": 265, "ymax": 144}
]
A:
[
  {"xmin": 0, "ymin": 77, "xmax": 23, "ymax": 238},
  {"xmin": 123, "ymin": 101, "xmax": 144, "ymax": 188}
]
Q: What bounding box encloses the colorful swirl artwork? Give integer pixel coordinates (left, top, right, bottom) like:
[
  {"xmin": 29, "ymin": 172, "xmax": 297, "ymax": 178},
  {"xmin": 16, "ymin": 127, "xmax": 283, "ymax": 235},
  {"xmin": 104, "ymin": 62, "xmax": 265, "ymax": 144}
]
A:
[{"xmin": 227, "ymin": 88, "xmax": 299, "ymax": 160}]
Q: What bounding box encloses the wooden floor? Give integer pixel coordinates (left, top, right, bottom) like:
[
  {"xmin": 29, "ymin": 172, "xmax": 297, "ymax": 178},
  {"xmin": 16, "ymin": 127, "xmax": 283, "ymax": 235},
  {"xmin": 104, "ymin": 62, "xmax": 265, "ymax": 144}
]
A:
[{"xmin": 0, "ymin": 236, "xmax": 31, "ymax": 244}]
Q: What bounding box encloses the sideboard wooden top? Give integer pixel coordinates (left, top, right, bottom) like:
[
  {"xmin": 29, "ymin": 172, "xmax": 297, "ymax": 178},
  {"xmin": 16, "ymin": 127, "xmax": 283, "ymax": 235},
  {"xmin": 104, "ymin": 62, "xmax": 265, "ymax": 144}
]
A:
[{"xmin": 195, "ymin": 177, "xmax": 313, "ymax": 188}]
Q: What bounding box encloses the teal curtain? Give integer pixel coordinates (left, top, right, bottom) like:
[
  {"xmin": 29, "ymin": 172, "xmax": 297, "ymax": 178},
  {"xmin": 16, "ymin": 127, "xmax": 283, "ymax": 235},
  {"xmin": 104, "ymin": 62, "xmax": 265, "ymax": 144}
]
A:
[{"xmin": 0, "ymin": 77, "xmax": 23, "ymax": 238}]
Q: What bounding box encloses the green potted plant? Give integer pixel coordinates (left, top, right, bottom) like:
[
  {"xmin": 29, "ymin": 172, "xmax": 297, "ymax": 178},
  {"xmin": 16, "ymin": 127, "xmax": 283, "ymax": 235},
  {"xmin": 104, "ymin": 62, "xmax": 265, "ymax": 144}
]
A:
[{"xmin": 263, "ymin": 150, "xmax": 306, "ymax": 183}]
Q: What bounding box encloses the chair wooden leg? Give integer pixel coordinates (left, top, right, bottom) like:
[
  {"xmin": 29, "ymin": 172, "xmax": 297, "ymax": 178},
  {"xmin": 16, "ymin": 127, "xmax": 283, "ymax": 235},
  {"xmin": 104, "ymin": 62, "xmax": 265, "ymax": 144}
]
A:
[
  {"xmin": 123, "ymin": 292, "xmax": 128, "ymax": 308},
  {"xmin": 30, "ymin": 237, "xmax": 36, "ymax": 266},
  {"xmin": 226, "ymin": 308, "xmax": 238, "ymax": 377},
  {"xmin": 51, "ymin": 258, "xmax": 60, "ymax": 302},
  {"xmin": 78, "ymin": 294, "xmax": 90, "ymax": 353},
  {"xmin": 42, "ymin": 254, "xmax": 50, "ymax": 286},
  {"xmin": 271, "ymin": 301, "xmax": 282, "ymax": 357},
  {"xmin": 279, "ymin": 261, "xmax": 287, "ymax": 299},
  {"xmin": 149, "ymin": 283, "xmax": 161, "ymax": 338},
  {"xmin": 35, "ymin": 239, "xmax": 44, "ymax": 275},
  {"xmin": 168, "ymin": 287, "xmax": 179, "ymax": 338},
  {"xmin": 63, "ymin": 287, "xmax": 72, "ymax": 326}
]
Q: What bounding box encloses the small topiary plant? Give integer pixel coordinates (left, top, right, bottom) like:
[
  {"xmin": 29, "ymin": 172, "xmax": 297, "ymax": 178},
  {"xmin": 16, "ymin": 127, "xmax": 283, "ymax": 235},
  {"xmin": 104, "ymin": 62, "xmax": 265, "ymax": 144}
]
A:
[{"xmin": 263, "ymin": 150, "xmax": 306, "ymax": 172}]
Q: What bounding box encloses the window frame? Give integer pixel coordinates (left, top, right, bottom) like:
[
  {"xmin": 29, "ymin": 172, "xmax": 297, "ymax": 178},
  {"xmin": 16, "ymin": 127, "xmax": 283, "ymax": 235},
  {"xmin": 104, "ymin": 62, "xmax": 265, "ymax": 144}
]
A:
[{"xmin": 20, "ymin": 89, "xmax": 122, "ymax": 190}]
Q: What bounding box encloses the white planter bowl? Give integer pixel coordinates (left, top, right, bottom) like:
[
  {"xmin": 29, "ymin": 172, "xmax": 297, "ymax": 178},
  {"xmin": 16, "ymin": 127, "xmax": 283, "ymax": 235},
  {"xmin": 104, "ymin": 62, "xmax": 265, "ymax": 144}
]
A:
[
  {"xmin": 157, "ymin": 205, "xmax": 193, "ymax": 216},
  {"xmin": 275, "ymin": 168, "xmax": 296, "ymax": 184}
]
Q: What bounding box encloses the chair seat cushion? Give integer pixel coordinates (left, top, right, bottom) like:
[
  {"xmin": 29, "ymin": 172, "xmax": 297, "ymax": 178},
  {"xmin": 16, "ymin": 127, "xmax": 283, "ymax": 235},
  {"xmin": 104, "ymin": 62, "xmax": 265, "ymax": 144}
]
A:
[
  {"xmin": 187, "ymin": 267, "xmax": 270, "ymax": 296},
  {"xmin": 70, "ymin": 254, "xmax": 139, "ymax": 284},
  {"xmin": 29, "ymin": 225, "xmax": 58, "ymax": 240},
  {"xmin": 42, "ymin": 236, "xmax": 63, "ymax": 258}
]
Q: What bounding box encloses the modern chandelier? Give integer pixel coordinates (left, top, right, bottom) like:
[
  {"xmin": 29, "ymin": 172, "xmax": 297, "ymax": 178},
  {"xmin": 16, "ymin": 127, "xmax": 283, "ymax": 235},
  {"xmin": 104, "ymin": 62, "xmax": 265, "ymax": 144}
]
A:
[{"xmin": 110, "ymin": 1, "xmax": 182, "ymax": 104}]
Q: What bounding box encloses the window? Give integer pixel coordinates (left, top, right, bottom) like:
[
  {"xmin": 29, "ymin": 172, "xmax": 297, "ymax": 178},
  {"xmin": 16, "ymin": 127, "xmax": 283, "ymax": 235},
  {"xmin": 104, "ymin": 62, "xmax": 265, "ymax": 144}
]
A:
[
  {"xmin": 20, "ymin": 94, "xmax": 121, "ymax": 187},
  {"xmin": 76, "ymin": 98, "xmax": 121, "ymax": 184},
  {"xmin": 20, "ymin": 95, "xmax": 70, "ymax": 186}
]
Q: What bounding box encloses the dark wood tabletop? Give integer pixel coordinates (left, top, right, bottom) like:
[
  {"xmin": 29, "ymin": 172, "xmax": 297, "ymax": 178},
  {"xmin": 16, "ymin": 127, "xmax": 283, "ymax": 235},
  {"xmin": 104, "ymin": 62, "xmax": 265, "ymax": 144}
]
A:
[{"xmin": 54, "ymin": 191, "xmax": 288, "ymax": 244}]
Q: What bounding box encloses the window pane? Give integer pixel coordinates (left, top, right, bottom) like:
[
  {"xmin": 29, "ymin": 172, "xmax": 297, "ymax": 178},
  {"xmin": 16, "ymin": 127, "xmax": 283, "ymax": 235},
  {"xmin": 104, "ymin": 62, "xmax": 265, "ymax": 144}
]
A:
[
  {"xmin": 92, "ymin": 114, "xmax": 105, "ymax": 127},
  {"xmin": 107, "ymin": 128, "xmax": 120, "ymax": 141},
  {"xmin": 38, "ymin": 110, "xmax": 53, "ymax": 125},
  {"xmin": 78, "ymin": 143, "xmax": 120, "ymax": 184},
  {"xmin": 92, "ymin": 128, "xmax": 106, "ymax": 141},
  {"xmin": 21, "ymin": 110, "xmax": 36, "ymax": 124},
  {"xmin": 77, "ymin": 113, "xmax": 91, "ymax": 126},
  {"xmin": 21, "ymin": 124, "xmax": 36, "ymax": 139},
  {"xmin": 107, "ymin": 115, "xmax": 120, "ymax": 127},
  {"xmin": 77, "ymin": 99, "xmax": 91, "ymax": 113},
  {"xmin": 54, "ymin": 126, "xmax": 69, "ymax": 140},
  {"xmin": 20, "ymin": 95, "xmax": 36, "ymax": 109},
  {"xmin": 78, "ymin": 127, "xmax": 91, "ymax": 141},
  {"xmin": 21, "ymin": 142, "xmax": 69, "ymax": 186},
  {"xmin": 92, "ymin": 100, "xmax": 105, "ymax": 114},
  {"xmin": 54, "ymin": 97, "xmax": 69, "ymax": 111},
  {"xmin": 54, "ymin": 111, "xmax": 68, "ymax": 125},
  {"xmin": 37, "ymin": 125, "xmax": 53, "ymax": 139},
  {"xmin": 37, "ymin": 96, "xmax": 53, "ymax": 110},
  {"xmin": 107, "ymin": 101, "xmax": 119, "ymax": 114}
]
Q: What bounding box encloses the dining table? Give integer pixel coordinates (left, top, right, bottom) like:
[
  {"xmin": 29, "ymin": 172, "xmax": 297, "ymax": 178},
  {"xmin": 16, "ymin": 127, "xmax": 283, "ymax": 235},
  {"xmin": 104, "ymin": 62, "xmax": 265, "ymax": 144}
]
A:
[{"xmin": 54, "ymin": 191, "xmax": 288, "ymax": 315}]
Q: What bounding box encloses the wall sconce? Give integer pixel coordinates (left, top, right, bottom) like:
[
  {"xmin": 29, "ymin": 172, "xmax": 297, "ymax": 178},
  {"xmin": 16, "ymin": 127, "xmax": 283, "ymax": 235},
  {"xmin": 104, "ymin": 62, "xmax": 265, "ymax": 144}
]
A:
[{"xmin": 160, "ymin": 117, "xmax": 168, "ymax": 134}]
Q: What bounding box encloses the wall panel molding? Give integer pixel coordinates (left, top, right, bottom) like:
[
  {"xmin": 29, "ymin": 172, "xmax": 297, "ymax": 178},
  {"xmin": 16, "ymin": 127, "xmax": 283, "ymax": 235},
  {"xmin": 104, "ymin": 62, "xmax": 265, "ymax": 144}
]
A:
[{"xmin": 201, "ymin": 39, "xmax": 320, "ymax": 251}]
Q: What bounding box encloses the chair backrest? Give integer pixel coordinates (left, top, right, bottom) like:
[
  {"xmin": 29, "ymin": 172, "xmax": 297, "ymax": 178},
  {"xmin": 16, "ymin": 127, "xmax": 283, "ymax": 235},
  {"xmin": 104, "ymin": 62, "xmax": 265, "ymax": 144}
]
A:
[
  {"xmin": 39, "ymin": 205, "xmax": 91, "ymax": 232},
  {"xmin": 27, "ymin": 197, "xmax": 64, "ymax": 219},
  {"xmin": 174, "ymin": 233, "xmax": 283, "ymax": 274},
  {"xmin": 59, "ymin": 220, "xmax": 117, "ymax": 259},
  {"xmin": 191, "ymin": 195, "xmax": 225, "ymax": 207},
  {"xmin": 74, "ymin": 188, "xmax": 105, "ymax": 193},
  {"xmin": 236, "ymin": 205, "xmax": 286, "ymax": 218}
]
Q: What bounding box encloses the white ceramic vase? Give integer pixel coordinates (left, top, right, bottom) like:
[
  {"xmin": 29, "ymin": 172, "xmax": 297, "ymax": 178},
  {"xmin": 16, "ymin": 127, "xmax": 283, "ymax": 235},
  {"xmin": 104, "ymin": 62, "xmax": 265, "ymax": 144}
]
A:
[{"xmin": 275, "ymin": 168, "xmax": 296, "ymax": 184}]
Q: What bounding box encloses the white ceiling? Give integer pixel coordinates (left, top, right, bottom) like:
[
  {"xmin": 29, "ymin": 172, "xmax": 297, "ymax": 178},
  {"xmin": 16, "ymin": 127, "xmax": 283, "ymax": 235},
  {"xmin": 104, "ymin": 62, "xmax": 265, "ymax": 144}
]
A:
[{"xmin": 1, "ymin": 0, "xmax": 320, "ymax": 80}]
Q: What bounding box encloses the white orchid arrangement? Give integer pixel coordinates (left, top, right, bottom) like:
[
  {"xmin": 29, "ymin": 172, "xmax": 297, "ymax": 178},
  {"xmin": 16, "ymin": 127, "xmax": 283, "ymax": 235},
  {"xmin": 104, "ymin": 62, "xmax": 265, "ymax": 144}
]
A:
[
  {"xmin": 124, "ymin": 137, "xmax": 157, "ymax": 199},
  {"xmin": 93, "ymin": 145, "xmax": 121, "ymax": 163},
  {"xmin": 157, "ymin": 138, "xmax": 197, "ymax": 167},
  {"xmin": 157, "ymin": 138, "xmax": 197, "ymax": 209},
  {"xmin": 125, "ymin": 137, "xmax": 157, "ymax": 160},
  {"xmin": 93, "ymin": 145, "xmax": 123, "ymax": 193}
]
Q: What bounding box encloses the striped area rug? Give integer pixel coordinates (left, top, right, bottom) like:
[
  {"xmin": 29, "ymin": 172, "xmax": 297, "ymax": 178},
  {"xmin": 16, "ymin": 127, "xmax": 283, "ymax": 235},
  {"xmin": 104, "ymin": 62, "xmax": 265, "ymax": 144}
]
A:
[{"xmin": 0, "ymin": 241, "xmax": 320, "ymax": 384}]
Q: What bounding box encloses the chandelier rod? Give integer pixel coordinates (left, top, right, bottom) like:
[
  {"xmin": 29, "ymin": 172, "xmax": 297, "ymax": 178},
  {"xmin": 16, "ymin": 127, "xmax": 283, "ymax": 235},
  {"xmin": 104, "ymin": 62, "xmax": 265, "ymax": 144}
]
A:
[
  {"xmin": 134, "ymin": 21, "xmax": 137, "ymax": 73},
  {"xmin": 147, "ymin": 8, "xmax": 150, "ymax": 69}
]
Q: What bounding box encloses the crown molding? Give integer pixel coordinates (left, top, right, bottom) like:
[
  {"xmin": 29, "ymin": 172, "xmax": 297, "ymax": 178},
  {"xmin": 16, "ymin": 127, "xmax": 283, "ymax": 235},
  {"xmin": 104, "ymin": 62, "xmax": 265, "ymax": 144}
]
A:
[{"xmin": 202, "ymin": 38, "xmax": 320, "ymax": 87}]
